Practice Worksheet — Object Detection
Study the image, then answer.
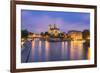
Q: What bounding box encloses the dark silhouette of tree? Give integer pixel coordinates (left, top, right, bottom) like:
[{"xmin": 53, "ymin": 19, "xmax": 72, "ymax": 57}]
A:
[
  {"xmin": 21, "ymin": 29, "xmax": 28, "ymax": 38},
  {"xmin": 40, "ymin": 32, "xmax": 44, "ymax": 36},
  {"xmin": 82, "ymin": 30, "xmax": 90, "ymax": 40},
  {"xmin": 45, "ymin": 32, "xmax": 49, "ymax": 35}
]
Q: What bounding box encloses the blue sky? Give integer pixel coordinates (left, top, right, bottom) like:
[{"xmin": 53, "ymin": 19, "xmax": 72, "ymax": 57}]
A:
[{"xmin": 21, "ymin": 9, "xmax": 90, "ymax": 34}]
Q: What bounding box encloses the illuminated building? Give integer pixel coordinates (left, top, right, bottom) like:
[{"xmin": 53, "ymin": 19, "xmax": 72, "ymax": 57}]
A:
[
  {"xmin": 48, "ymin": 24, "xmax": 60, "ymax": 37},
  {"xmin": 68, "ymin": 30, "xmax": 82, "ymax": 40}
]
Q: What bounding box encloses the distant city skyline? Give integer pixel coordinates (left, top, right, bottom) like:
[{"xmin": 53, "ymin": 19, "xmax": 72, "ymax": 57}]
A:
[{"xmin": 21, "ymin": 10, "xmax": 90, "ymax": 34}]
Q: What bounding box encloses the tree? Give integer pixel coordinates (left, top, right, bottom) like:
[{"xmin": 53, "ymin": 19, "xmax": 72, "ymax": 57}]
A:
[
  {"xmin": 21, "ymin": 29, "xmax": 29, "ymax": 39},
  {"xmin": 82, "ymin": 30, "xmax": 90, "ymax": 40},
  {"xmin": 45, "ymin": 32, "xmax": 49, "ymax": 36},
  {"xmin": 40, "ymin": 32, "xmax": 44, "ymax": 36}
]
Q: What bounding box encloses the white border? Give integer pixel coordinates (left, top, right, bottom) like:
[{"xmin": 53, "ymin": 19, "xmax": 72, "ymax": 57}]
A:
[{"xmin": 16, "ymin": 5, "xmax": 94, "ymax": 69}]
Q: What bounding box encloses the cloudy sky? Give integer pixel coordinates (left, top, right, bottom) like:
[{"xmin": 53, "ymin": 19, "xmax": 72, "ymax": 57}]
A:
[{"xmin": 21, "ymin": 9, "xmax": 90, "ymax": 34}]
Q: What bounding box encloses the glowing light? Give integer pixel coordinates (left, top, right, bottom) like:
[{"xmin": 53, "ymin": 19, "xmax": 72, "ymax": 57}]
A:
[
  {"xmin": 45, "ymin": 40, "xmax": 49, "ymax": 61},
  {"xmin": 88, "ymin": 47, "xmax": 90, "ymax": 60},
  {"xmin": 70, "ymin": 41, "xmax": 83, "ymax": 60}
]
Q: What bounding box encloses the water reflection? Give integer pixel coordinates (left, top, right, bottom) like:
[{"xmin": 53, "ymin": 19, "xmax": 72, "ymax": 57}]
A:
[
  {"xmin": 45, "ymin": 40, "xmax": 49, "ymax": 61},
  {"xmin": 70, "ymin": 41, "xmax": 84, "ymax": 60},
  {"xmin": 21, "ymin": 39, "xmax": 90, "ymax": 63}
]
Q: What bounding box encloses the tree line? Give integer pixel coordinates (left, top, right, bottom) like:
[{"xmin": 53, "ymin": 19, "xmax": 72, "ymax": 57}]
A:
[{"xmin": 21, "ymin": 29, "xmax": 90, "ymax": 40}]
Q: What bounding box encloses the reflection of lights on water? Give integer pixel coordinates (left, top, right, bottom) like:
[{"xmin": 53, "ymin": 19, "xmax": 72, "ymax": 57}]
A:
[
  {"xmin": 38, "ymin": 40, "xmax": 42, "ymax": 61},
  {"xmin": 70, "ymin": 41, "xmax": 83, "ymax": 60},
  {"xmin": 61, "ymin": 42, "xmax": 65, "ymax": 58},
  {"xmin": 39, "ymin": 40, "xmax": 42, "ymax": 54},
  {"xmin": 32, "ymin": 40, "xmax": 35, "ymax": 55},
  {"xmin": 65, "ymin": 42, "xmax": 68, "ymax": 48},
  {"xmin": 45, "ymin": 40, "xmax": 49, "ymax": 49},
  {"xmin": 39, "ymin": 40, "xmax": 42, "ymax": 48},
  {"xmin": 62, "ymin": 42, "xmax": 64, "ymax": 49},
  {"xmin": 28, "ymin": 39, "xmax": 90, "ymax": 61},
  {"xmin": 32, "ymin": 40, "xmax": 35, "ymax": 49},
  {"xmin": 45, "ymin": 40, "xmax": 49, "ymax": 61},
  {"xmin": 88, "ymin": 47, "xmax": 90, "ymax": 60}
]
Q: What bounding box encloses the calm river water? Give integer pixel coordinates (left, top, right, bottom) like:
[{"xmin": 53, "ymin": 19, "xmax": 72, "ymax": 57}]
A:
[{"xmin": 21, "ymin": 38, "xmax": 90, "ymax": 63}]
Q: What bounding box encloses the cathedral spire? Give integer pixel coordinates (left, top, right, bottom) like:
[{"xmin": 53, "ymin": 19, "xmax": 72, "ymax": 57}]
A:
[
  {"xmin": 49, "ymin": 24, "xmax": 51, "ymax": 29},
  {"xmin": 54, "ymin": 24, "xmax": 56, "ymax": 29}
]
